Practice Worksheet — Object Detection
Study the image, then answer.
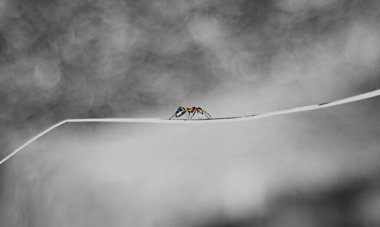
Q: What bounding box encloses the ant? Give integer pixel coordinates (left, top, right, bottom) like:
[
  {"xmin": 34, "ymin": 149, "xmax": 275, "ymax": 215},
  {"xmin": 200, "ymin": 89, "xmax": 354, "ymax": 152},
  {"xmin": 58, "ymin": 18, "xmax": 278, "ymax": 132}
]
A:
[{"xmin": 169, "ymin": 106, "xmax": 211, "ymax": 120}]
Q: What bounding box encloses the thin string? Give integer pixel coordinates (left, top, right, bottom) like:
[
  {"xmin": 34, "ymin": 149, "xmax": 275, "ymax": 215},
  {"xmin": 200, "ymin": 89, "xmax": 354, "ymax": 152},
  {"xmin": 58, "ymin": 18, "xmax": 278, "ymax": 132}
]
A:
[{"xmin": 1, "ymin": 88, "xmax": 380, "ymax": 165}]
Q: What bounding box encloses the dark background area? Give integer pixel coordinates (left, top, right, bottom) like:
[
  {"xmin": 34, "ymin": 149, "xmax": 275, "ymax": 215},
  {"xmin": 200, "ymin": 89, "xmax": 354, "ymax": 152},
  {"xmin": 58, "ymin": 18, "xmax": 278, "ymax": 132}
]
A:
[{"xmin": 1, "ymin": 0, "xmax": 380, "ymax": 226}]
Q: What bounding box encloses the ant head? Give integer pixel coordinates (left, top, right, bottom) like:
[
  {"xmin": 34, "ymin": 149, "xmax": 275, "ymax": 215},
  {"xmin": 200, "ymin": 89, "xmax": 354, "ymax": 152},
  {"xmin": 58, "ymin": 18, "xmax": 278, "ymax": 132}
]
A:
[{"xmin": 175, "ymin": 106, "xmax": 186, "ymax": 117}]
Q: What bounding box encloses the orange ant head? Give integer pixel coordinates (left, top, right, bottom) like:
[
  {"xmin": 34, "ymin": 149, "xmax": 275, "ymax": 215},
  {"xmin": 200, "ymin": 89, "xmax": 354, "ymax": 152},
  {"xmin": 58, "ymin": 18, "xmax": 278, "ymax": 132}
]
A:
[{"xmin": 175, "ymin": 106, "xmax": 186, "ymax": 118}]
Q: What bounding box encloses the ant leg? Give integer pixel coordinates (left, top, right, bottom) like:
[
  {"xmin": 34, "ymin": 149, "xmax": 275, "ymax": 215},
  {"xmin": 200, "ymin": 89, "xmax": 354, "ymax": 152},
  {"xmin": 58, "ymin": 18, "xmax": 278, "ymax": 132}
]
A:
[
  {"xmin": 187, "ymin": 112, "xmax": 191, "ymax": 120},
  {"xmin": 169, "ymin": 114, "xmax": 176, "ymax": 120},
  {"xmin": 190, "ymin": 111, "xmax": 196, "ymax": 119},
  {"xmin": 204, "ymin": 111, "xmax": 211, "ymax": 119}
]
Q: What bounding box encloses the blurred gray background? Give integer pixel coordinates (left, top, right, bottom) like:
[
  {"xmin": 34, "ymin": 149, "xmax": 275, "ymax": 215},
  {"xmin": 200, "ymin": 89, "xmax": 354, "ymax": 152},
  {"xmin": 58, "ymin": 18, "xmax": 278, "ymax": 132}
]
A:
[{"xmin": 1, "ymin": 0, "xmax": 380, "ymax": 226}]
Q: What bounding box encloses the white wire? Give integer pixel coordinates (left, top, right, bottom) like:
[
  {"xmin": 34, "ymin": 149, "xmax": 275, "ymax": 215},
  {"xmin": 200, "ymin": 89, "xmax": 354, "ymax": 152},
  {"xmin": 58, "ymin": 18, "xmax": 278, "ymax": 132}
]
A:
[
  {"xmin": 1, "ymin": 88, "xmax": 380, "ymax": 165},
  {"xmin": 0, "ymin": 120, "xmax": 68, "ymax": 165}
]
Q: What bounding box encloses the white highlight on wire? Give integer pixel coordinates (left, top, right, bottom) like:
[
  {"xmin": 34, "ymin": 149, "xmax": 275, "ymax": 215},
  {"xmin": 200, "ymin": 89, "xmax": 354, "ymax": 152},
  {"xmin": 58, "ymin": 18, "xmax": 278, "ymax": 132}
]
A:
[{"xmin": 1, "ymin": 88, "xmax": 380, "ymax": 165}]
